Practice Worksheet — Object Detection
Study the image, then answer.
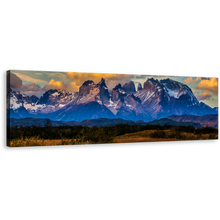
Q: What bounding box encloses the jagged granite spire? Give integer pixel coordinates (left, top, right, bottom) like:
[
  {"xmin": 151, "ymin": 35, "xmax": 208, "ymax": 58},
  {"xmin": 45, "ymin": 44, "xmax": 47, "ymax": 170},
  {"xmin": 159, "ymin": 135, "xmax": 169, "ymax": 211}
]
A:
[
  {"xmin": 137, "ymin": 83, "xmax": 142, "ymax": 91},
  {"xmin": 97, "ymin": 77, "xmax": 107, "ymax": 87},
  {"xmin": 122, "ymin": 81, "xmax": 136, "ymax": 94}
]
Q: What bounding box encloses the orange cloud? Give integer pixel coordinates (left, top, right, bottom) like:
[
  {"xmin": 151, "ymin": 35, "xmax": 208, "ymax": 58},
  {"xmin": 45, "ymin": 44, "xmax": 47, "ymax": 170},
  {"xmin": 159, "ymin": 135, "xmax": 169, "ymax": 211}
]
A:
[
  {"xmin": 42, "ymin": 79, "xmax": 66, "ymax": 91},
  {"xmin": 184, "ymin": 77, "xmax": 201, "ymax": 84},
  {"xmin": 42, "ymin": 78, "xmax": 82, "ymax": 92},
  {"xmin": 20, "ymin": 83, "xmax": 40, "ymax": 92},
  {"xmin": 66, "ymin": 72, "xmax": 135, "ymax": 91},
  {"xmin": 195, "ymin": 78, "xmax": 218, "ymax": 95},
  {"xmin": 48, "ymin": 79, "xmax": 64, "ymax": 87},
  {"xmin": 195, "ymin": 91, "xmax": 212, "ymax": 101},
  {"xmin": 66, "ymin": 80, "xmax": 79, "ymax": 92}
]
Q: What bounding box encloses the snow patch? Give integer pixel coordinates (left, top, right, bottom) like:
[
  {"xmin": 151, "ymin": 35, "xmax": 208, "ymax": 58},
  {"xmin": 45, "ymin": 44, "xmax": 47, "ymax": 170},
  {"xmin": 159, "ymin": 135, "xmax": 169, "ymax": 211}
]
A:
[
  {"xmin": 10, "ymin": 97, "xmax": 22, "ymax": 109},
  {"xmin": 165, "ymin": 87, "xmax": 179, "ymax": 98},
  {"xmin": 148, "ymin": 80, "xmax": 153, "ymax": 85},
  {"xmin": 118, "ymin": 88, "xmax": 126, "ymax": 94},
  {"xmin": 108, "ymin": 98, "xmax": 116, "ymax": 107},
  {"xmin": 97, "ymin": 100, "xmax": 102, "ymax": 105},
  {"xmin": 126, "ymin": 104, "xmax": 133, "ymax": 108},
  {"xmin": 51, "ymin": 92, "xmax": 59, "ymax": 97},
  {"xmin": 59, "ymin": 104, "xmax": 65, "ymax": 108},
  {"xmin": 24, "ymin": 103, "xmax": 46, "ymax": 112}
]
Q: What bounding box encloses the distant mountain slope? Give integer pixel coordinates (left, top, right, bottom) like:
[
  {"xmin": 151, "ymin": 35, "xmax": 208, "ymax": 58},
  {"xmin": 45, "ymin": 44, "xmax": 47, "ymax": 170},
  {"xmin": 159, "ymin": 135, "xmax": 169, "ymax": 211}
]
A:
[
  {"xmin": 9, "ymin": 118, "xmax": 144, "ymax": 127},
  {"xmin": 79, "ymin": 118, "xmax": 145, "ymax": 127},
  {"xmin": 9, "ymin": 118, "xmax": 79, "ymax": 127},
  {"xmin": 50, "ymin": 101, "xmax": 116, "ymax": 122},
  {"xmin": 7, "ymin": 109, "xmax": 20, "ymax": 119},
  {"xmin": 167, "ymin": 114, "xmax": 218, "ymax": 128},
  {"xmin": 14, "ymin": 106, "xmax": 32, "ymax": 118},
  {"xmin": 147, "ymin": 118, "xmax": 201, "ymax": 128},
  {"xmin": 9, "ymin": 117, "xmax": 202, "ymax": 128},
  {"xmin": 213, "ymin": 107, "xmax": 218, "ymax": 113},
  {"xmin": 80, "ymin": 118, "xmax": 200, "ymax": 127}
]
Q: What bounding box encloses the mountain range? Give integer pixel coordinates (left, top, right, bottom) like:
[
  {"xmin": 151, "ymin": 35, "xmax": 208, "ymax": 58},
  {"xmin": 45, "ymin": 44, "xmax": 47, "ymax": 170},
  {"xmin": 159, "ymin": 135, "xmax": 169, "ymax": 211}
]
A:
[
  {"xmin": 167, "ymin": 114, "xmax": 218, "ymax": 128},
  {"xmin": 9, "ymin": 116, "xmax": 204, "ymax": 128},
  {"xmin": 7, "ymin": 77, "xmax": 218, "ymax": 122}
]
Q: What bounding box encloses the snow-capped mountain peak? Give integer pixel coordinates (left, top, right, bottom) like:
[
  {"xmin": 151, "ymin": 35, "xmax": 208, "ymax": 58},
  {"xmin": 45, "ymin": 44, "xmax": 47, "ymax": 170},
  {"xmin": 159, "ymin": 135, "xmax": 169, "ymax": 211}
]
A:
[
  {"xmin": 159, "ymin": 78, "xmax": 198, "ymax": 103},
  {"xmin": 134, "ymin": 78, "xmax": 210, "ymax": 118},
  {"xmin": 8, "ymin": 89, "xmax": 40, "ymax": 110},
  {"xmin": 8, "ymin": 88, "xmax": 78, "ymax": 114}
]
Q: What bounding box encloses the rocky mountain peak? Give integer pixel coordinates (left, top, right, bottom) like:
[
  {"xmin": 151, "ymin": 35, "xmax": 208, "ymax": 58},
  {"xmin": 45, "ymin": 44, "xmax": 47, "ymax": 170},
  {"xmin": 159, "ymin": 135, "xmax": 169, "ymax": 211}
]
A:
[
  {"xmin": 97, "ymin": 78, "xmax": 107, "ymax": 87},
  {"xmin": 160, "ymin": 78, "xmax": 198, "ymax": 103},
  {"xmin": 137, "ymin": 83, "xmax": 142, "ymax": 91},
  {"xmin": 122, "ymin": 81, "xmax": 136, "ymax": 94},
  {"xmin": 149, "ymin": 78, "xmax": 159, "ymax": 83},
  {"xmin": 148, "ymin": 78, "xmax": 161, "ymax": 87},
  {"xmin": 160, "ymin": 78, "xmax": 184, "ymax": 91},
  {"xmin": 113, "ymin": 84, "xmax": 122, "ymax": 90},
  {"xmin": 82, "ymin": 80, "xmax": 95, "ymax": 86},
  {"xmin": 111, "ymin": 83, "xmax": 126, "ymax": 101},
  {"xmin": 143, "ymin": 78, "xmax": 158, "ymax": 91},
  {"xmin": 78, "ymin": 78, "xmax": 109, "ymax": 104}
]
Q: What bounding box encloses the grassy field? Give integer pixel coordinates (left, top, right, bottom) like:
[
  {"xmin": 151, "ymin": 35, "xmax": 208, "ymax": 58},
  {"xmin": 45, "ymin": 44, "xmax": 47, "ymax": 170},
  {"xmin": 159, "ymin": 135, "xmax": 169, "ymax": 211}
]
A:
[
  {"xmin": 9, "ymin": 136, "xmax": 91, "ymax": 147},
  {"xmin": 8, "ymin": 129, "xmax": 218, "ymax": 147},
  {"xmin": 114, "ymin": 129, "xmax": 218, "ymax": 143}
]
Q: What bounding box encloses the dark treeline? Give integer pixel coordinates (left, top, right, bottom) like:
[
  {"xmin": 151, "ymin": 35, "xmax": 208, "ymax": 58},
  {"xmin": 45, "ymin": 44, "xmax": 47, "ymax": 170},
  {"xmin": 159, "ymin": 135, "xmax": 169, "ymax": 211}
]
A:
[{"xmin": 8, "ymin": 119, "xmax": 218, "ymax": 144}]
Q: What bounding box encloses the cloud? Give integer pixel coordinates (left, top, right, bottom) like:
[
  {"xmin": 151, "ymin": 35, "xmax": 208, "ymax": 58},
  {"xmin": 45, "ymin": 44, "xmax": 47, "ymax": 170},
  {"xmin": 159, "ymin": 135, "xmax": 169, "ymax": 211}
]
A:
[
  {"xmin": 22, "ymin": 90, "xmax": 45, "ymax": 98},
  {"xmin": 134, "ymin": 75, "xmax": 147, "ymax": 79},
  {"xmin": 184, "ymin": 77, "xmax": 201, "ymax": 84},
  {"xmin": 7, "ymin": 72, "xmax": 22, "ymax": 89},
  {"xmin": 66, "ymin": 72, "xmax": 135, "ymax": 91},
  {"xmin": 13, "ymin": 72, "xmax": 47, "ymax": 84},
  {"xmin": 195, "ymin": 91, "xmax": 212, "ymax": 101},
  {"xmin": 19, "ymin": 83, "xmax": 41, "ymax": 92},
  {"xmin": 46, "ymin": 72, "xmax": 67, "ymax": 81},
  {"xmin": 42, "ymin": 78, "xmax": 81, "ymax": 92},
  {"xmin": 42, "ymin": 79, "xmax": 66, "ymax": 91},
  {"xmin": 8, "ymin": 72, "xmax": 43, "ymax": 98},
  {"xmin": 66, "ymin": 81, "xmax": 79, "ymax": 92},
  {"xmin": 195, "ymin": 78, "xmax": 218, "ymax": 95}
]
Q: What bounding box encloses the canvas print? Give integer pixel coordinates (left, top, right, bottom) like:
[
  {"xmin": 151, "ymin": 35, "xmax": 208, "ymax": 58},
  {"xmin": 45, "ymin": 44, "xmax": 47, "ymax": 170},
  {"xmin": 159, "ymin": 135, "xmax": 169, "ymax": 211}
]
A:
[{"xmin": 7, "ymin": 70, "xmax": 218, "ymax": 147}]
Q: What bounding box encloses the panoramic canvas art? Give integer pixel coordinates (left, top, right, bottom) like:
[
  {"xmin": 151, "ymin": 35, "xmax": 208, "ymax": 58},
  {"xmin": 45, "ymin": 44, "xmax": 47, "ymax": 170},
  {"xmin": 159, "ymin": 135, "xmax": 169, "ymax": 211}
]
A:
[{"xmin": 7, "ymin": 70, "xmax": 218, "ymax": 147}]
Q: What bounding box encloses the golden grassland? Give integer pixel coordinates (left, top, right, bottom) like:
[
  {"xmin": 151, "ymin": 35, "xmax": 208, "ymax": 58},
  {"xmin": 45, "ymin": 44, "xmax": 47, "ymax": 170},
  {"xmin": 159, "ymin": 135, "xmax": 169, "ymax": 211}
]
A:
[
  {"xmin": 8, "ymin": 129, "xmax": 218, "ymax": 147},
  {"xmin": 115, "ymin": 137, "xmax": 176, "ymax": 143},
  {"xmin": 9, "ymin": 136, "xmax": 91, "ymax": 147},
  {"xmin": 114, "ymin": 129, "xmax": 218, "ymax": 143}
]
